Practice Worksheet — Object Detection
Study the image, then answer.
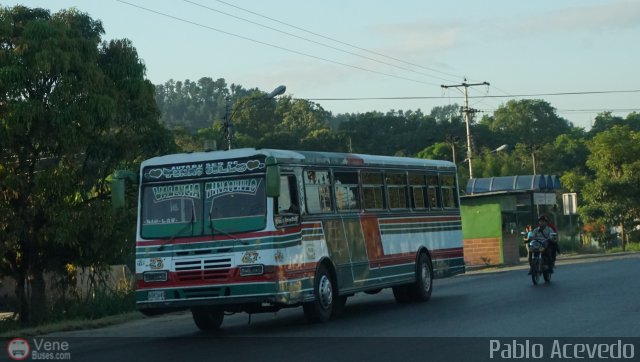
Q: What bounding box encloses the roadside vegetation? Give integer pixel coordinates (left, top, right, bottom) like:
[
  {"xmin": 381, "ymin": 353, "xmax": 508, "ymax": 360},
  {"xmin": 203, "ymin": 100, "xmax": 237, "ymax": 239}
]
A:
[{"xmin": 1, "ymin": 5, "xmax": 639, "ymax": 332}]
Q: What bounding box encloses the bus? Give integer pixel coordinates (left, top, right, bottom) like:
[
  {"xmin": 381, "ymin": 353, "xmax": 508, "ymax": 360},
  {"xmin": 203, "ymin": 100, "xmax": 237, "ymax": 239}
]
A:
[{"xmin": 134, "ymin": 148, "xmax": 464, "ymax": 330}]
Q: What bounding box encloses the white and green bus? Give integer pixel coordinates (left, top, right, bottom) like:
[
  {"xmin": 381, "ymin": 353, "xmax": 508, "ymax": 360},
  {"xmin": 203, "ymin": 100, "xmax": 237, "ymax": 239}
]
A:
[{"xmin": 134, "ymin": 148, "xmax": 464, "ymax": 330}]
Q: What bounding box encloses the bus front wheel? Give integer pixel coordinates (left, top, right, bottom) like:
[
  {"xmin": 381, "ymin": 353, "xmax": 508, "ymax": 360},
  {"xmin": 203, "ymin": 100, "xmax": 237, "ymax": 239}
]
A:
[
  {"xmin": 192, "ymin": 308, "xmax": 224, "ymax": 331},
  {"xmin": 303, "ymin": 264, "xmax": 334, "ymax": 323}
]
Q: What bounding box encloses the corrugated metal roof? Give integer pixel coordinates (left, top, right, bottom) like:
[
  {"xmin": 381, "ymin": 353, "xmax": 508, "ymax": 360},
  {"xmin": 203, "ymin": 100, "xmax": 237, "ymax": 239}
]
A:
[{"xmin": 466, "ymin": 175, "xmax": 562, "ymax": 194}]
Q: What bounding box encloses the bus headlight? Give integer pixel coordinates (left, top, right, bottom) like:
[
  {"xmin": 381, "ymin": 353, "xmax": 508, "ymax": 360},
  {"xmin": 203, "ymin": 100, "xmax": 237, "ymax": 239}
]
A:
[
  {"xmin": 239, "ymin": 264, "xmax": 264, "ymax": 276},
  {"xmin": 143, "ymin": 270, "xmax": 168, "ymax": 282}
]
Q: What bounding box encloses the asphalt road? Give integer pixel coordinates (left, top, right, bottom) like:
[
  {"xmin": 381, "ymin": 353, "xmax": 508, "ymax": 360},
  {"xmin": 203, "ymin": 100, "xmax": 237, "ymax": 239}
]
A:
[{"xmin": 36, "ymin": 253, "xmax": 640, "ymax": 361}]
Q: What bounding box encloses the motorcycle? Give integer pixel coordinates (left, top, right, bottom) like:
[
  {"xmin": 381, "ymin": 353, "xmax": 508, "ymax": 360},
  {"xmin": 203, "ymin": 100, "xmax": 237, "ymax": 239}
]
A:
[{"xmin": 526, "ymin": 231, "xmax": 557, "ymax": 285}]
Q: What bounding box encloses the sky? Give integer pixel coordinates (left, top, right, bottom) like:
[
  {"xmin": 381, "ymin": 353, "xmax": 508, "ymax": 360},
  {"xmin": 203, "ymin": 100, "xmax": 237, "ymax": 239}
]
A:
[{"xmin": 7, "ymin": 0, "xmax": 640, "ymax": 130}]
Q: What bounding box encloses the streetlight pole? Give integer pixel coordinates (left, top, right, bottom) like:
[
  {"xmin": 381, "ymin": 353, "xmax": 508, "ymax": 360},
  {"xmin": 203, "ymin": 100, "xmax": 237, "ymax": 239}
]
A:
[{"xmin": 224, "ymin": 85, "xmax": 286, "ymax": 150}]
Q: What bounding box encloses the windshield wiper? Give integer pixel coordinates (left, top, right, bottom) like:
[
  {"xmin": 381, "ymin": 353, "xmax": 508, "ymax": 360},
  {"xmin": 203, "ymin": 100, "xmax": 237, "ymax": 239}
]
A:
[
  {"xmin": 208, "ymin": 212, "xmax": 241, "ymax": 242},
  {"xmin": 158, "ymin": 209, "xmax": 195, "ymax": 251}
]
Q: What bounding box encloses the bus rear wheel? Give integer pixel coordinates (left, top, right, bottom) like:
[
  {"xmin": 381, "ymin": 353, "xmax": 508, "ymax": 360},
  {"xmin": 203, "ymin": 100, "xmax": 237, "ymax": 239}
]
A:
[
  {"xmin": 303, "ymin": 264, "xmax": 334, "ymax": 323},
  {"xmin": 393, "ymin": 252, "xmax": 433, "ymax": 303},
  {"xmin": 413, "ymin": 252, "xmax": 433, "ymax": 302},
  {"xmin": 192, "ymin": 308, "xmax": 224, "ymax": 331}
]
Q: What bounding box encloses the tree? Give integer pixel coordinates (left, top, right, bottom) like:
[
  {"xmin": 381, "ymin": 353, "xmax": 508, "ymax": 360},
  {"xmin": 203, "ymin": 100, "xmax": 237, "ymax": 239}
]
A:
[
  {"xmin": 0, "ymin": 6, "xmax": 174, "ymax": 323},
  {"xmin": 482, "ymin": 99, "xmax": 572, "ymax": 174},
  {"xmin": 579, "ymin": 126, "xmax": 640, "ymax": 249},
  {"xmin": 588, "ymin": 111, "xmax": 625, "ymax": 137}
]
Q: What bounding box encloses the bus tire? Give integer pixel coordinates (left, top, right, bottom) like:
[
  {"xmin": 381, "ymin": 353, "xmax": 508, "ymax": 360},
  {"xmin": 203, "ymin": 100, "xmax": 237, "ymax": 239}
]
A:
[
  {"xmin": 192, "ymin": 308, "xmax": 224, "ymax": 331},
  {"xmin": 412, "ymin": 252, "xmax": 433, "ymax": 302},
  {"xmin": 392, "ymin": 285, "xmax": 413, "ymax": 303},
  {"xmin": 303, "ymin": 264, "xmax": 334, "ymax": 323},
  {"xmin": 332, "ymin": 295, "xmax": 348, "ymax": 317}
]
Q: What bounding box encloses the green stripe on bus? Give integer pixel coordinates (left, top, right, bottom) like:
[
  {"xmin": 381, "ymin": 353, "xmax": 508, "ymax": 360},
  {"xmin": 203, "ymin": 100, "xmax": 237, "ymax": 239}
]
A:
[
  {"xmin": 137, "ymin": 278, "xmax": 314, "ymax": 303},
  {"xmin": 136, "ymin": 233, "xmax": 303, "ymax": 256}
]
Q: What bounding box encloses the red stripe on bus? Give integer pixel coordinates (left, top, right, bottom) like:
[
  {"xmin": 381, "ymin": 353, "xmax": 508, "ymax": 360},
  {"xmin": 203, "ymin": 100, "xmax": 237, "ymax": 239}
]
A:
[
  {"xmin": 346, "ymin": 155, "xmax": 364, "ymax": 165},
  {"xmin": 369, "ymin": 254, "xmax": 415, "ymax": 268},
  {"xmin": 379, "ymin": 216, "xmax": 461, "ymax": 224},
  {"xmin": 137, "ymin": 263, "xmax": 319, "ymax": 289},
  {"xmin": 431, "ymin": 247, "xmax": 464, "ymax": 259}
]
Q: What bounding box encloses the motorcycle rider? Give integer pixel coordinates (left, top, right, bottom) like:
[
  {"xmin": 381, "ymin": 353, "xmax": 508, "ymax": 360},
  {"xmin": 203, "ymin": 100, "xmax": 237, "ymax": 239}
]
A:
[{"xmin": 526, "ymin": 215, "xmax": 558, "ymax": 275}]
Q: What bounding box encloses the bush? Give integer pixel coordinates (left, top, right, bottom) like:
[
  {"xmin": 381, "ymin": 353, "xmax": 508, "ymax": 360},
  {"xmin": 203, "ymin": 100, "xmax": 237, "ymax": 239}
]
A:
[
  {"xmin": 0, "ymin": 284, "xmax": 135, "ymax": 334},
  {"xmin": 607, "ymin": 242, "xmax": 640, "ymax": 253}
]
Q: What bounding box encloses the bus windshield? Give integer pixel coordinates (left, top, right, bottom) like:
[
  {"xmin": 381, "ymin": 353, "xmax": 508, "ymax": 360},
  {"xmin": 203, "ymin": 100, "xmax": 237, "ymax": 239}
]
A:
[{"xmin": 140, "ymin": 176, "xmax": 267, "ymax": 239}]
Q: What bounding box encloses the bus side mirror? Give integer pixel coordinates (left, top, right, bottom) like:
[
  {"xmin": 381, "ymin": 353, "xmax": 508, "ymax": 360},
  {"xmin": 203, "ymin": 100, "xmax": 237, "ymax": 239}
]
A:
[
  {"xmin": 265, "ymin": 157, "xmax": 280, "ymax": 198},
  {"xmin": 110, "ymin": 170, "xmax": 139, "ymax": 209}
]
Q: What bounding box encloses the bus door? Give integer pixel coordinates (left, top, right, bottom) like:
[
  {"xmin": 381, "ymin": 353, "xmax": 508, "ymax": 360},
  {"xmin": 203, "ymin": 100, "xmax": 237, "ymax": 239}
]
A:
[{"xmin": 328, "ymin": 171, "xmax": 369, "ymax": 289}]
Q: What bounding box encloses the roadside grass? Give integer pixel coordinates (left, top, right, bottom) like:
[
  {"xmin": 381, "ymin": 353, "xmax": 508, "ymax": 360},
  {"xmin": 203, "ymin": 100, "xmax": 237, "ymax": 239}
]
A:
[
  {"xmin": 0, "ymin": 311, "xmax": 143, "ymax": 337},
  {"xmin": 607, "ymin": 242, "xmax": 640, "ymax": 253},
  {"xmin": 0, "ymin": 287, "xmax": 139, "ymax": 337},
  {"xmin": 558, "ymin": 240, "xmax": 602, "ymax": 255}
]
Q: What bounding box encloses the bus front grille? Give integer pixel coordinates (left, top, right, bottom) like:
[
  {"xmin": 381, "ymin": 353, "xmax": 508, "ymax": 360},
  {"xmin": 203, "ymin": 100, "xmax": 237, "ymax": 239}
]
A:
[
  {"xmin": 174, "ymin": 257, "xmax": 232, "ymax": 282},
  {"xmin": 182, "ymin": 287, "xmax": 223, "ymax": 299}
]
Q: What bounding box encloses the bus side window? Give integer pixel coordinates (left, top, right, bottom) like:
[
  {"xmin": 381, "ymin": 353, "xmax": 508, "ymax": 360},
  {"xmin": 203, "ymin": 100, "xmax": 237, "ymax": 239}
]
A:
[
  {"xmin": 408, "ymin": 173, "xmax": 427, "ymax": 209},
  {"xmin": 440, "ymin": 174, "xmax": 458, "ymax": 208},
  {"xmin": 427, "ymin": 175, "xmax": 442, "ymax": 209},
  {"xmin": 277, "ymin": 175, "xmax": 300, "ymax": 214},
  {"xmin": 333, "ymin": 171, "xmax": 359, "ymax": 212},
  {"xmin": 361, "ymin": 171, "xmax": 384, "ymax": 210},
  {"xmin": 386, "ymin": 172, "xmax": 408, "ymax": 209},
  {"xmin": 304, "ymin": 169, "xmax": 333, "ymax": 213}
]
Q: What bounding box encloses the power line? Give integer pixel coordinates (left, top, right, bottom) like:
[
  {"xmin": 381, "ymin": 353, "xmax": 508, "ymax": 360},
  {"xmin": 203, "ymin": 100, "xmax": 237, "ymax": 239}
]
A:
[
  {"xmin": 303, "ymin": 89, "xmax": 640, "ymax": 101},
  {"xmin": 210, "ymin": 0, "xmax": 465, "ymax": 81},
  {"xmin": 116, "ymin": 0, "xmax": 442, "ymax": 87},
  {"xmin": 557, "ymin": 108, "xmax": 640, "ymax": 113},
  {"xmin": 476, "ymin": 108, "xmax": 639, "ymax": 113},
  {"xmin": 183, "ymin": 0, "xmax": 460, "ymax": 84}
]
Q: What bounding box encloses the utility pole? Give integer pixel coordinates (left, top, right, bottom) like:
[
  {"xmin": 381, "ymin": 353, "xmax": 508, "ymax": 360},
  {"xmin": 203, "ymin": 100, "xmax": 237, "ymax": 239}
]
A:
[{"xmin": 441, "ymin": 79, "xmax": 489, "ymax": 179}]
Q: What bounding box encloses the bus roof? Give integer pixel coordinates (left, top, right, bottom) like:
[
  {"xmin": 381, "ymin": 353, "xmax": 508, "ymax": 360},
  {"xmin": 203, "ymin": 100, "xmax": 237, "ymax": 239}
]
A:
[{"xmin": 141, "ymin": 148, "xmax": 456, "ymax": 172}]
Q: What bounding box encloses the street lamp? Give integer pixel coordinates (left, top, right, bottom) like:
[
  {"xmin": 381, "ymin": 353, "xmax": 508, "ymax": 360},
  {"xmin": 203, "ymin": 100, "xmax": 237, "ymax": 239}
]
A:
[
  {"xmin": 224, "ymin": 85, "xmax": 286, "ymax": 150},
  {"xmin": 492, "ymin": 144, "xmax": 508, "ymax": 153}
]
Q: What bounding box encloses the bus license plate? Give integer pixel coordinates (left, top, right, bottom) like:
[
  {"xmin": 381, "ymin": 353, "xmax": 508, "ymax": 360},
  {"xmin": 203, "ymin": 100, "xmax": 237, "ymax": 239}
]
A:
[{"xmin": 148, "ymin": 290, "xmax": 165, "ymax": 301}]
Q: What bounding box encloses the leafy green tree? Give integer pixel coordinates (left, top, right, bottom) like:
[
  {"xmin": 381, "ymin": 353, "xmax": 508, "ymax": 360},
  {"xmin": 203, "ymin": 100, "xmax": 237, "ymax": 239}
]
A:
[
  {"xmin": 231, "ymin": 91, "xmax": 282, "ymax": 147},
  {"xmin": 416, "ymin": 142, "xmax": 452, "ymax": 161},
  {"xmin": 299, "ymin": 129, "xmax": 349, "ymax": 152},
  {"xmin": 275, "ymin": 98, "xmax": 330, "ymax": 141},
  {"xmin": 580, "ymin": 126, "xmax": 640, "ymax": 249},
  {"xmin": 482, "ymin": 100, "xmax": 572, "ymax": 173},
  {"xmin": 588, "ymin": 111, "xmax": 625, "ymax": 137},
  {"xmin": 155, "ymin": 77, "xmax": 237, "ymax": 132},
  {"xmin": 338, "ymin": 111, "xmax": 436, "ymax": 156},
  {"xmin": 537, "ymin": 130, "xmax": 589, "ymax": 175},
  {"xmin": 0, "ymin": 6, "xmax": 174, "ymax": 323}
]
